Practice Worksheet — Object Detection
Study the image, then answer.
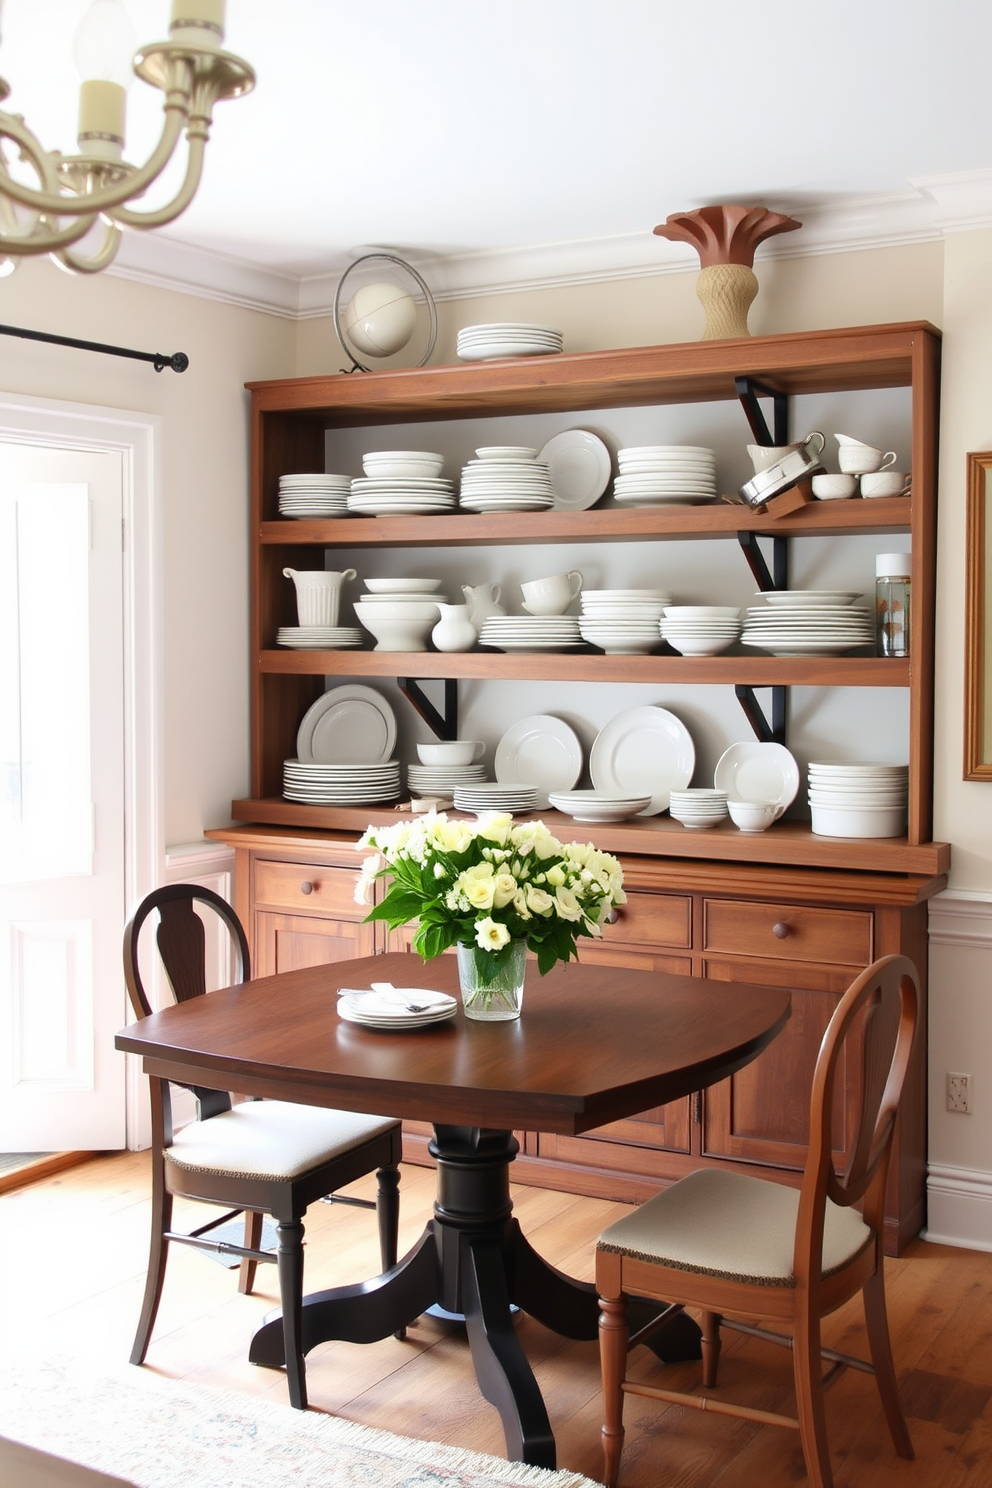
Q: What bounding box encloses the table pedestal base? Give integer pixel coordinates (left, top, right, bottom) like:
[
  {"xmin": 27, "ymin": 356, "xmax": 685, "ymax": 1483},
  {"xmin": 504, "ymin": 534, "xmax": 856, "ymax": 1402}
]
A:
[{"xmin": 249, "ymin": 1125, "xmax": 699, "ymax": 1467}]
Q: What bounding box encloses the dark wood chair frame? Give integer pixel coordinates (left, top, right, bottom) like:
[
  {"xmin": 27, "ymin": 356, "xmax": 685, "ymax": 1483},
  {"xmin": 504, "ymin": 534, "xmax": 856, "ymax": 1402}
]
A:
[
  {"xmin": 597, "ymin": 953, "xmax": 919, "ymax": 1488},
  {"xmin": 122, "ymin": 883, "xmax": 403, "ymax": 1408}
]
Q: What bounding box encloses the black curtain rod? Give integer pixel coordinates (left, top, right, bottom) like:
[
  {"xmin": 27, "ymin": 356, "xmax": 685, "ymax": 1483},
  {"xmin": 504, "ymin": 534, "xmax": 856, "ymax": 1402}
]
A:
[{"xmin": 0, "ymin": 321, "xmax": 189, "ymax": 373}]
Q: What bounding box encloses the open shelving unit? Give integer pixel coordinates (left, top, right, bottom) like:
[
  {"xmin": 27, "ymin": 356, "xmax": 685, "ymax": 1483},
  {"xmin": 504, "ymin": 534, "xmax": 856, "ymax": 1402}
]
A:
[{"xmin": 236, "ymin": 320, "xmax": 943, "ymax": 874}]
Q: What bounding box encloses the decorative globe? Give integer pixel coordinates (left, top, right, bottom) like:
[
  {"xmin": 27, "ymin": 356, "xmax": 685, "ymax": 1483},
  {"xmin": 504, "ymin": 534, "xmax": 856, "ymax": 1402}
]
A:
[{"xmin": 343, "ymin": 281, "xmax": 417, "ymax": 358}]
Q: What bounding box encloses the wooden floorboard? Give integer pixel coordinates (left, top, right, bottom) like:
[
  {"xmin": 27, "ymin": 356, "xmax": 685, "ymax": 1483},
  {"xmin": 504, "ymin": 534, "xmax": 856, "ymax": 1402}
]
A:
[{"xmin": 1, "ymin": 1150, "xmax": 990, "ymax": 1486}]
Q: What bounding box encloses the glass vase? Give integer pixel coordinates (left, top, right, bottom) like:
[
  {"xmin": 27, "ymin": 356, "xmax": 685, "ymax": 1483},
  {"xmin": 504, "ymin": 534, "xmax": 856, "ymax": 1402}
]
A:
[{"xmin": 457, "ymin": 940, "xmax": 526, "ymax": 1021}]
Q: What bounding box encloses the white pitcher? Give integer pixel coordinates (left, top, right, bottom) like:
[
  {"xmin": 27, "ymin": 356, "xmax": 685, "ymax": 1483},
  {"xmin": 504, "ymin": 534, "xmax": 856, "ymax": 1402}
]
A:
[
  {"xmin": 283, "ymin": 566, "xmax": 356, "ymax": 627},
  {"xmin": 461, "ymin": 582, "xmax": 504, "ymax": 627},
  {"xmin": 432, "ymin": 603, "xmax": 477, "ymax": 653}
]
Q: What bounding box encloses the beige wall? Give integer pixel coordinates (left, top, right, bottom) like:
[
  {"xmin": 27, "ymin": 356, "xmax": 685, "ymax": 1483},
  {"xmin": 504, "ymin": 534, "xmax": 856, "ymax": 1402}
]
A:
[{"xmin": 0, "ymin": 258, "xmax": 296, "ymax": 847}]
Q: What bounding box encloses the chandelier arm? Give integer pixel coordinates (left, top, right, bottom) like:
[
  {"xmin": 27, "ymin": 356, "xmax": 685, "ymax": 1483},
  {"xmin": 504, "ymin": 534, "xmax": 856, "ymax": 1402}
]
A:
[
  {"xmin": 55, "ymin": 221, "xmax": 123, "ymax": 274},
  {"xmin": 110, "ymin": 135, "xmax": 206, "ymax": 230},
  {"xmin": 0, "ymin": 213, "xmax": 103, "ymax": 255}
]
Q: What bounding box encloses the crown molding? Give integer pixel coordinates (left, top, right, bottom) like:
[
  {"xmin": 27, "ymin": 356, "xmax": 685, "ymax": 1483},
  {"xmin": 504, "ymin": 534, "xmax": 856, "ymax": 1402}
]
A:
[
  {"xmin": 928, "ymin": 887, "xmax": 992, "ymax": 948},
  {"xmin": 105, "ymin": 169, "xmax": 992, "ymax": 320}
]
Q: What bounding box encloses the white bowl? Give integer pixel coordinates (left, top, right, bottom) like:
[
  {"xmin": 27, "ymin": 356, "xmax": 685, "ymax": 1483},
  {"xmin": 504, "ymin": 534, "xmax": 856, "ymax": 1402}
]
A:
[
  {"xmin": 811, "ymin": 473, "xmax": 859, "ymax": 500},
  {"xmin": 353, "ymin": 600, "xmax": 441, "ymax": 620},
  {"xmin": 662, "ymin": 634, "xmax": 738, "ymax": 656},
  {"xmin": 363, "ymin": 577, "xmax": 443, "ymax": 593},
  {"xmin": 417, "ymin": 740, "xmax": 484, "ymax": 766},
  {"xmin": 353, "ymin": 615, "xmax": 436, "ymax": 651},
  {"xmin": 475, "ymin": 446, "xmax": 538, "ymax": 461},
  {"xmin": 663, "ymin": 606, "xmax": 740, "ymax": 619},
  {"xmin": 810, "ymin": 804, "xmax": 906, "ymax": 838},
  {"xmin": 363, "ymin": 451, "xmax": 444, "ymax": 479}
]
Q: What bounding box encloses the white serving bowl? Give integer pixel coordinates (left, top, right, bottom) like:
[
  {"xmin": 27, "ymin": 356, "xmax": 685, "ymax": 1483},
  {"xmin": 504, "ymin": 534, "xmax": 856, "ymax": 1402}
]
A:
[
  {"xmin": 475, "ymin": 446, "xmax": 538, "ymax": 461},
  {"xmin": 353, "ymin": 617, "xmax": 436, "ymax": 651},
  {"xmin": 810, "ymin": 804, "xmax": 906, "ymax": 838},
  {"xmin": 663, "ymin": 606, "xmax": 741, "ymax": 620},
  {"xmin": 363, "ymin": 577, "xmax": 444, "ymax": 593},
  {"xmin": 662, "ymin": 632, "xmax": 738, "ymax": 656},
  {"xmin": 363, "ymin": 451, "xmax": 444, "ymax": 479},
  {"xmin": 416, "ymin": 740, "xmax": 484, "ymax": 766},
  {"xmin": 549, "ymin": 790, "xmax": 652, "ymax": 822},
  {"xmin": 353, "ymin": 600, "xmax": 440, "ymax": 620}
]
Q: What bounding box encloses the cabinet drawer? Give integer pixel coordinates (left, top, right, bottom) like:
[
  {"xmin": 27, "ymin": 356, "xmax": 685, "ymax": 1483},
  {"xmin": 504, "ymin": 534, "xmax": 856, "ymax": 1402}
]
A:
[
  {"xmin": 702, "ymin": 899, "xmax": 871, "ymax": 967},
  {"xmin": 254, "ymin": 860, "xmax": 364, "ymax": 919},
  {"xmin": 598, "ymin": 891, "xmax": 691, "ymax": 950}
]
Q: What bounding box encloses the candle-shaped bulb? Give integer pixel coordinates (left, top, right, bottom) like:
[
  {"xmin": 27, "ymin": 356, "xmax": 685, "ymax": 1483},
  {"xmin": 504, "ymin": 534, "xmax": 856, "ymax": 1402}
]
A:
[
  {"xmin": 73, "ymin": 0, "xmax": 136, "ymax": 87},
  {"xmin": 169, "ymin": 0, "xmax": 226, "ymax": 50}
]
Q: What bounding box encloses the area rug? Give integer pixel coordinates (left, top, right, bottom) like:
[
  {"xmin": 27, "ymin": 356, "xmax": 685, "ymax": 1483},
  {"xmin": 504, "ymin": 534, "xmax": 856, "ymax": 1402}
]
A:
[{"xmin": 0, "ymin": 1357, "xmax": 601, "ymax": 1488}]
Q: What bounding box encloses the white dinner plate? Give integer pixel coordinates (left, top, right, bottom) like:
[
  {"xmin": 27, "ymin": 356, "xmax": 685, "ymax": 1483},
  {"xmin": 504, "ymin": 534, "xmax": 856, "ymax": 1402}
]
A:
[
  {"xmin": 713, "ymin": 742, "xmax": 800, "ymax": 808},
  {"xmin": 495, "ymin": 715, "xmax": 583, "ymax": 795},
  {"xmin": 537, "ymin": 430, "xmax": 612, "ymax": 511},
  {"xmin": 589, "ymin": 706, "xmax": 695, "ymax": 815},
  {"xmin": 296, "ymin": 684, "xmax": 397, "ymax": 764}
]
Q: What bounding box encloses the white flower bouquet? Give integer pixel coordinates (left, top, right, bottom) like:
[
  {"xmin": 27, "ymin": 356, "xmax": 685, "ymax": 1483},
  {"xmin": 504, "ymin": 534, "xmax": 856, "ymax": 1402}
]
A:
[{"xmin": 355, "ymin": 811, "xmax": 626, "ymax": 980}]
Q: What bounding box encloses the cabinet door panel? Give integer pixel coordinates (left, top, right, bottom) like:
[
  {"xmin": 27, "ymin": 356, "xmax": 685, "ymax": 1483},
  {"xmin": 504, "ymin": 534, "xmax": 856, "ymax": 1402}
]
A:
[
  {"xmin": 255, "ymin": 910, "xmax": 377, "ymax": 977},
  {"xmin": 701, "ymin": 955, "xmax": 858, "ymax": 1171}
]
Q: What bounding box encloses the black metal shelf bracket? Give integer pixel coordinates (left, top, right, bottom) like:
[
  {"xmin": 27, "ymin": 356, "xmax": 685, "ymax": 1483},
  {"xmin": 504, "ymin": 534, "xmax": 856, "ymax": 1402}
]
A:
[
  {"xmin": 735, "ymin": 685, "xmax": 787, "ymax": 746},
  {"xmin": 0, "ymin": 321, "xmax": 189, "ymax": 373},
  {"xmin": 737, "ymin": 530, "xmax": 789, "ymax": 593},
  {"xmin": 735, "ymin": 375, "xmax": 788, "ymax": 447},
  {"xmin": 398, "ymin": 677, "xmax": 458, "ymax": 740}
]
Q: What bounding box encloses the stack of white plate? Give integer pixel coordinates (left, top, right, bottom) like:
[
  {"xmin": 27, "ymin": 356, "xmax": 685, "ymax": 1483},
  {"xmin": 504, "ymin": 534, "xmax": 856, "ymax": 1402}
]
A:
[
  {"xmin": 548, "ymin": 790, "xmax": 651, "ymax": 823},
  {"xmin": 276, "ymin": 625, "xmax": 363, "ymax": 650},
  {"xmin": 458, "ymin": 448, "xmax": 555, "ymax": 513},
  {"xmin": 456, "ymin": 324, "xmax": 563, "ymax": 361},
  {"xmin": 361, "ymin": 450, "xmax": 444, "ymax": 480},
  {"xmin": 661, "ymin": 606, "xmax": 742, "ymax": 656},
  {"xmin": 407, "ymin": 761, "xmax": 486, "ymax": 798},
  {"xmin": 808, "ymin": 762, "xmax": 909, "ymax": 839},
  {"xmin": 742, "ymin": 591, "xmax": 873, "ymax": 656},
  {"xmin": 478, "ymin": 615, "xmax": 583, "ymax": 651},
  {"xmin": 337, "ymin": 986, "xmax": 457, "ymax": 1030},
  {"xmin": 613, "ymin": 446, "xmax": 718, "ymax": 506},
  {"xmin": 278, "ymin": 473, "xmax": 351, "ymax": 518},
  {"xmin": 668, "ymin": 788, "xmax": 730, "ymax": 829},
  {"xmin": 579, "ymin": 588, "xmax": 671, "ymax": 655},
  {"xmin": 452, "ymin": 782, "xmax": 542, "ymax": 815},
  {"xmin": 347, "ymin": 475, "xmax": 456, "ymax": 517},
  {"xmin": 282, "ymin": 759, "xmax": 401, "ymax": 804}
]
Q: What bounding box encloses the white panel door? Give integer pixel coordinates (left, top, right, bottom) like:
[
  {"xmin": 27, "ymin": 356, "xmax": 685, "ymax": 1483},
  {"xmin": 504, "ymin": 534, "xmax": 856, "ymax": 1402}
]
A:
[{"xmin": 0, "ymin": 442, "xmax": 126, "ymax": 1149}]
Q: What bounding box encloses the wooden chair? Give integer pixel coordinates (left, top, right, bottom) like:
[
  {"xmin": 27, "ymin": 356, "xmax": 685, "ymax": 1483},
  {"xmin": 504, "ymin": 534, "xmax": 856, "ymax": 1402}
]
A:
[
  {"xmin": 596, "ymin": 953, "xmax": 919, "ymax": 1488},
  {"xmin": 123, "ymin": 883, "xmax": 403, "ymax": 1409}
]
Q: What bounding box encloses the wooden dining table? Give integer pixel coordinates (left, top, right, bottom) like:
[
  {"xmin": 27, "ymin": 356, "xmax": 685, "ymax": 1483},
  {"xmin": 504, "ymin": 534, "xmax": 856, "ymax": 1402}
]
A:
[{"xmin": 116, "ymin": 950, "xmax": 790, "ymax": 1469}]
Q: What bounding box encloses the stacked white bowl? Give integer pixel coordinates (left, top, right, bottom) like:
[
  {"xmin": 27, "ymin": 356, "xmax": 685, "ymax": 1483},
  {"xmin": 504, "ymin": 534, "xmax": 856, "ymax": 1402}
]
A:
[
  {"xmin": 348, "ymin": 449, "xmax": 455, "ymax": 516},
  {"xmin": 352, "ymin": 577, "xmax": 444, "ymax": 651},
  {"xmin": 458, "ymin": 447, "xmax": 554, "ymax": 512},
  {"xmin": 578, "ymin": 588, "xmax": 671, "ymax": 654},
  {"xmin": 613, "ymin": 446, "xmax": 718, "ymax": 506},
  {"xmin": 362, "ymin": 450, "xmax": 444, "ymax": 480},
  {"xmin": 661, "ymin": 606, "xmax": 742, "ymax": 656},
  {"xmin": 668, "ymin": 788, "xmax": 729, "ymax": 829},
  {"xmin": 278, "ymin": 473, "xmax": 351, "ymax": 518},
  {"xmin": 808, "ymin": 762, "xmax": 909, "ymax": 838},
  {"xmin": 456, "ymin": 324, "xmax": 563, "ymax": 361}
]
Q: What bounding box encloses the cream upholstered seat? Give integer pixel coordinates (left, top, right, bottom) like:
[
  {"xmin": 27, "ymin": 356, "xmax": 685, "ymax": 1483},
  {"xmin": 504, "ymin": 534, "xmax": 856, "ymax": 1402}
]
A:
[
  {"xmin": 123, "ymin": 883, "xmax": 403, "ymax": 1411},
  {"xmin": 596, "ymin": 954, "xmax": 919, "ymax": 1488}
]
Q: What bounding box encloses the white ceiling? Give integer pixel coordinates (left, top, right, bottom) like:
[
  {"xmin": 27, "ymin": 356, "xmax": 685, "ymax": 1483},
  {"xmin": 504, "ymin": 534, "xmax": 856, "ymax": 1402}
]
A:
[{"xmin": 2, "ymin": 0, "xmax": 992, "ymax": 288}]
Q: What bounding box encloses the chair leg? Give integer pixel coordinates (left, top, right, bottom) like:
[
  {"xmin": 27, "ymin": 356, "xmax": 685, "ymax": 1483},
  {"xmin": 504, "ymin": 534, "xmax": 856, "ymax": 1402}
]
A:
[
  {"xmin": 863, "ymin": 1269, "xmax": 914, "ymax": 1459},
  {"xmin": 276, "ymin": 1218, "xmax": 308, "ymax": 1410},
  {"xmin": 701, "ymin": 1310, "xmax": 723, "ymax": 1388},
  {"xmin": 793, "ymin": 1303, "xmax": 834, "ymax": 1488},
  {"xmin": 238, "ymin": 1210, "xmax": 264, "ymax": 1295},
  {"xmin": 376, "ymin": 1163, "xmax": 400, "ymax": 1272},
  {"xmin": 599, "ymin": 1292, "xmax": 629, "ymax": 1488},
  {"xmin": 130, "ymin": 1172, "xmax": 173, "ymax": 1366}
]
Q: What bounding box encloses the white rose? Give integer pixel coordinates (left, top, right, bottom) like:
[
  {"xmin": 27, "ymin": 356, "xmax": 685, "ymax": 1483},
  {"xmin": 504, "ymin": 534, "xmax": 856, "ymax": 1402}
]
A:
[
  {"xmin": 475, "ymin": 916, "xmax": 511, "ymax": 951},
  {"xmin": 493, "ymin": 873, "xmax": 518, "ymax": 908}
]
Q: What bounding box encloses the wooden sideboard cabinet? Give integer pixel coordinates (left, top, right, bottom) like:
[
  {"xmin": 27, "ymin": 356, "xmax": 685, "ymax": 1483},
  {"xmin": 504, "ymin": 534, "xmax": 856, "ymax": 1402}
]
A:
[{"xmin": 206, "ymin": 825, "xmax": 941, "ymax": 1255}]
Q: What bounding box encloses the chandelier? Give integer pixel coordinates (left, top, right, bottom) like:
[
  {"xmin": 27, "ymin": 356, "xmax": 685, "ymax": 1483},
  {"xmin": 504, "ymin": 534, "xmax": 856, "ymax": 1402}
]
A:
[{"xmin": 0, "ymin": 0, "xmax": 254, "ymax": 275}]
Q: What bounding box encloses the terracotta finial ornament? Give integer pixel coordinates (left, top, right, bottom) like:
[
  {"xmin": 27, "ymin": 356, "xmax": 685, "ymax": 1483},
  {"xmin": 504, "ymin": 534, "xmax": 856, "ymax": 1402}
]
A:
[{"xmin": 653, "ymin": 205, "xmax": 802, "ymax": 339}]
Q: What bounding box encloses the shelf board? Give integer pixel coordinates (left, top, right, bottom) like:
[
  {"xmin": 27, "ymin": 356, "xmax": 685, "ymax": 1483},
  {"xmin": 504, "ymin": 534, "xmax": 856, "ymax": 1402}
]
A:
[
  {"xmin": 260, "ymin": 497, "xmax": 912, "ymax": 548},
  {"xmin": 230, "ymin": 798, "xmax": 950, "ymax": 877},
  {"xmin": 259, "ymin": 649, "xmax": 910, "ymax": 687}
]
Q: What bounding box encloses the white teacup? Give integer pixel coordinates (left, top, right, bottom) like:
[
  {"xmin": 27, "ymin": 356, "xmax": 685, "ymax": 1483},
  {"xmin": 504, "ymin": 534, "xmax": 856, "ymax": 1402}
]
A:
[
  {"xmin": 811, "ymin": 473, "xmax": 858, "ymax": 501},
  {"xmin": 520, "ymin": 570, "xmax": 583, "ymax": 616},
  {"xmin": 747, "ymin": 431, "xmax": 824, "ymax": 475},
  {"xmin": 416, "ymin": 740, "xmax": 485, "ymax": 766},
  {"xmin": 727, "ymin": 800, "xmax": 786, "ymax": 833},
  {"xmin": 837, "ymin": 446, "xmax": 897, "ymax": 475},
  {"xmin": 860, "ymin": 470, "xmax": 910, "ymax": 498}
]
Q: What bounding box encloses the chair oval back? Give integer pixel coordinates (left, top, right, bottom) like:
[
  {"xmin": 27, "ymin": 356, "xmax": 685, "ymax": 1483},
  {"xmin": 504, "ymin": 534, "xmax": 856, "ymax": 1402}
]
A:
[
  {"xmin": 796, "ymin": 954, "xmax": 918, "ymax": 1281},
  {"xmin": 122, "ymin": 883, "xmax": 250, "ymax": 1020}
]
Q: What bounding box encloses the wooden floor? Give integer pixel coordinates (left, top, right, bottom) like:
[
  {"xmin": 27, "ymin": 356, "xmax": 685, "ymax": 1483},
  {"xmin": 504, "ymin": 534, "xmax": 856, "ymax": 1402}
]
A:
[{"xmin": 2, "ymin": 1150, "xmax": 990, "ymax": 1487}]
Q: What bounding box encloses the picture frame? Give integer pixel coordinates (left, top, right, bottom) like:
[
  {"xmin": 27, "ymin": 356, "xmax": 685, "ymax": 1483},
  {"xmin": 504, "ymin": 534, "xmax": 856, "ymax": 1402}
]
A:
[{"xmin": 964, "ymin": 451, "xmax": 992, "ymax": 778}]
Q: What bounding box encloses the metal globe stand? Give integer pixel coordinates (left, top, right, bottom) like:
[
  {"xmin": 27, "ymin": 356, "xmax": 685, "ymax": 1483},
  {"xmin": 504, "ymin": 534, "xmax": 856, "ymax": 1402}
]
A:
[{"xmin": 333, "ymin": 252, "xmax": 438, "ymax": 373}]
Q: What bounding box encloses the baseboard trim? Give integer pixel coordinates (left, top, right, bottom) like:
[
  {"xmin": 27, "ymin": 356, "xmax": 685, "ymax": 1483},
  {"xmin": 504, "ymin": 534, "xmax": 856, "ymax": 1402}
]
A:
[{"xmin": 924, "ymin": 1163, "xmax": 992, "ymax": 1251}]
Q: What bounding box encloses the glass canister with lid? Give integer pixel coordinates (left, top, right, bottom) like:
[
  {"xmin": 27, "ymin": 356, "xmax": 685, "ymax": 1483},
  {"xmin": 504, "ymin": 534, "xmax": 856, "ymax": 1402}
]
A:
[{"xmin": 876, "ymin": 552, "xmax": 911, "ymax": 657}]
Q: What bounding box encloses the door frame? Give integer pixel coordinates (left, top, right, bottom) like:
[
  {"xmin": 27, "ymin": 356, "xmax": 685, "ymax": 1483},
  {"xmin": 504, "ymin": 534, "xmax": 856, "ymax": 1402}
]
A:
[{"xmin": 0, "ymin": 390, "xmax": 163, "ymax": 1150}]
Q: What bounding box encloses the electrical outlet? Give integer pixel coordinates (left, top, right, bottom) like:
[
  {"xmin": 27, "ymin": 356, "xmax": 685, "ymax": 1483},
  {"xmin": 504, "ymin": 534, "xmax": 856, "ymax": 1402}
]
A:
[{"xmin": 946, "ymin": 1072, "xmax": 972, "ymax": 1114}]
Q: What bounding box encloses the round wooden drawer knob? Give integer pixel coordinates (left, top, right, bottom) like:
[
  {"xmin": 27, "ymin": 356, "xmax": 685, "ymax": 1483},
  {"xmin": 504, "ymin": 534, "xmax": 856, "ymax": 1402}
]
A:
[
  {"xmin": 300, "ymin": 880, "xmax": 314, "ymax": 895},
  {"xmin": 772, "ymin": 921, "xmax": 791, "ymax": 939}
]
